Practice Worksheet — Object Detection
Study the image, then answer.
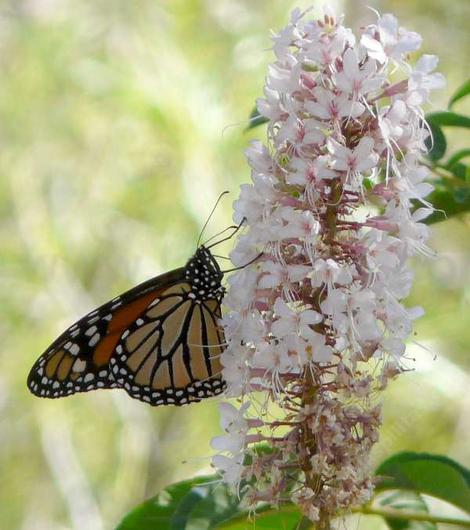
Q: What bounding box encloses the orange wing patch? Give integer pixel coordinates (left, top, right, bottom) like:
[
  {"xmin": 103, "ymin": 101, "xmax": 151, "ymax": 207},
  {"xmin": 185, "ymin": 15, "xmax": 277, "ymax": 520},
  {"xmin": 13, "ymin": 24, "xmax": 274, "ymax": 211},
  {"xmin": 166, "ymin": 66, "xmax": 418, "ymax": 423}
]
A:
[
  {"xmin": 91, "ymin": 292, "xmax": 161, "ymax": 367},
  {"xmin": 108, "ymin": 292, "xmax": 160, "ymax": 333},
  {"xmin": 45, "ymin": 350, "xmax": 66, "ymax": 378}
]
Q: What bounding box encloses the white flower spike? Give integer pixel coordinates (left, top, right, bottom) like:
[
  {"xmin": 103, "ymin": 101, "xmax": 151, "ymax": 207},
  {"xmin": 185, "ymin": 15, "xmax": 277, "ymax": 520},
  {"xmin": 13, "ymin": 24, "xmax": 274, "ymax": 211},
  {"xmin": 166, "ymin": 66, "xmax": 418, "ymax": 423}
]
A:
[{"xmin": 212, "ymin": 5, "xmax": 443, "ymax": 524}]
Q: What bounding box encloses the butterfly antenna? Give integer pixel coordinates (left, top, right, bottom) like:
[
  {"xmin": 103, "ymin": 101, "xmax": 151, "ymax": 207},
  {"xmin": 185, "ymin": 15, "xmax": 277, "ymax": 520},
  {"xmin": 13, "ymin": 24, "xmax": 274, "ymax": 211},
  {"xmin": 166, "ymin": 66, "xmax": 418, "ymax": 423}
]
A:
[
  {"xmin": 202, "ymin": 224, "xmax": 239, "ymax": 248},
  {"xmin": 196, "ymin": 191, "xmax": 230, "ymax": 249},
  {"xmin": 205, "ymin": 217, "xmax": 246, "ymax": 250},
  {"xmin": 221, "ymin": 251, "xmax": 263, "ymax": 274}
]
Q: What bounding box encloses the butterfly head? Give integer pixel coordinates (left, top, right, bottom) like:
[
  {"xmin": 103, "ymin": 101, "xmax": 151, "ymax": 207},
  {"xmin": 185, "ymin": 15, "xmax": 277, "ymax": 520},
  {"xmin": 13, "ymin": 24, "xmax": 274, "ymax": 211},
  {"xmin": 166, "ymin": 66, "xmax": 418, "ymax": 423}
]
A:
[{"xmin": 185, "ymin": 246, "xmax": 224, "ymax": 300}]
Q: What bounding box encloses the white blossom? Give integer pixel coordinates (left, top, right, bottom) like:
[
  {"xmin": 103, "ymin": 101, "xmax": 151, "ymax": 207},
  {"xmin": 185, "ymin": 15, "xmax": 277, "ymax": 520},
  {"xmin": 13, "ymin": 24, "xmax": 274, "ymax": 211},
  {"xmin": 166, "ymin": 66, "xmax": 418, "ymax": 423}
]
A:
[
  {"xmin": 271, "ymin": 297, "xmax": 322, "ymax": 340},
  {"xmin": 328, "ymin": 136, "xmax": 379, "ymax": 174},
  {"xmin": 361, "ymin": 13, "xmax": 422, "ymax": 64},
  {"xmin": 305, "ymin": 87, "xmax": 365, "ymax": 120},
  {"xmin": 333, "ymin": 48, "xmax": 383, "ymax": 97}
]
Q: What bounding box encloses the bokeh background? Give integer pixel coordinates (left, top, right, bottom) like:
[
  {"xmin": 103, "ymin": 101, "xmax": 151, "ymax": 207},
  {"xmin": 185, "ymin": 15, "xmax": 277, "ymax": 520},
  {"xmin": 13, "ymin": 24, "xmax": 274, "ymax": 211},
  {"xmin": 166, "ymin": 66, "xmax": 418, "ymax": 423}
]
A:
[{"xmin": 0, "ymin": 1, "xmax": 469, "ymax": 529}]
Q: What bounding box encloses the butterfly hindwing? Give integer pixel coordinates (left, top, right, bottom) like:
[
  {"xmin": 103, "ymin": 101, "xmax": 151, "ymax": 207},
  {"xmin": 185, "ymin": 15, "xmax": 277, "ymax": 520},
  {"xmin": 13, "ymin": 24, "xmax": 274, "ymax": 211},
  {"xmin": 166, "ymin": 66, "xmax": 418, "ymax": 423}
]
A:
[{"xmin": 111, "ymin": 283, "xmax": 225, "ymax": 406}]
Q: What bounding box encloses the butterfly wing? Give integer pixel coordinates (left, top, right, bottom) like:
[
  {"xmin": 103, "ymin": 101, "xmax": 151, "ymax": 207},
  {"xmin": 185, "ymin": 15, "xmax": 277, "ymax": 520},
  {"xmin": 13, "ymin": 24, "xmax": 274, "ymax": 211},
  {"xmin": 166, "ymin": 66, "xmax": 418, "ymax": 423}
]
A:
[
  {"xmin": 111, "ymin": 283, "xmax": 225, "ymax": 405},
  {"xmin": 27, "ymin": 268, "xmax": 186, "ymax": 399}
]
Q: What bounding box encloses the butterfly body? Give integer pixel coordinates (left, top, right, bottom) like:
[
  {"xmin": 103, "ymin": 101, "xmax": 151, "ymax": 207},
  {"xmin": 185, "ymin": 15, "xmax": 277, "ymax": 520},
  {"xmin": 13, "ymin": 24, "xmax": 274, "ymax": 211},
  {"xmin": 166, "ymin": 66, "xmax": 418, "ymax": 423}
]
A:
[{"xmin": 27, "ymin": 246, "xmax": 226, "ymax": 406}]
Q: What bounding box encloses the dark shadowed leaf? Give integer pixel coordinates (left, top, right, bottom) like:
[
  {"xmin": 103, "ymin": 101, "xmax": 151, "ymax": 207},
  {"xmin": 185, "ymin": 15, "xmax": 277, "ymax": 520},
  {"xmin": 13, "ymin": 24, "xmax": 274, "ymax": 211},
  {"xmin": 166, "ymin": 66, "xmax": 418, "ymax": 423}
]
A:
[
  {"xmin": 246, "ymin": 106, "xmax": 269, "ymax": 131},
  {"xmin": 116, "ymin": 475, "xmax": 243, "ymax": 530},
  {"xmin": 420, "ymin": 183, "xmax": 470, "ymax": 223},
  {"xmin": 116, "ymin": 468, "xmax": 303, "ymax": 530},
  {"xmin": 445, "ymin": 162, "xmax": 470, "ymax": 181},
  {"xmin": 453, "ymin": 186, "xmax": 470, "ymax": 204},
  {"xmin": 424, "ymin": 121, "xmax": 446, "ymax": 161},
  {"xmin": 375, "ymin": 452, "xmax": 470, "ymax": 514}
]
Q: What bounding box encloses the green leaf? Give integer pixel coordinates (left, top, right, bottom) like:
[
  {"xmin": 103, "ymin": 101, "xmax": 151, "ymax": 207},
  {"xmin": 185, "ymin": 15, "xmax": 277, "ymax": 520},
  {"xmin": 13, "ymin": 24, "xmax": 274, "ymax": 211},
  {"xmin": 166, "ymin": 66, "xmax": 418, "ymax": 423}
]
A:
[
  {"xmin": 444, "ymin": 148, "xmax": 470, "ymax": 168},
  {"xmin": 116, "ymin": 475, "xmax": 242, "ymax": 530},
  {"xmin": 117, "ymin": 470, "xmax": 302, "ymax": 530},
  {"xmin": 425, "ymin": 111, "xmax": 470, "ymax": 161},
  {"xmin": 454, "ymin": 186, "xmax": 470, "ymax": 204},
  {"xmin": 424, "ymin": 121, "xmax": 446, "ymax": 161},
  {"xmin": 246, "ymin": 106, "xmax": 269, "ymax": 131},
  {"xmin": 445, "ymin": 162, "xmax": 470, "ymax": 181},
  {"xmin": 375, "ymin": 452, "xmax": 470, "ymax": 514},
  {"xmin": 443, "ymin": 149, "xmax": 470, "ymax": 182},
  {"xmin": 422, "ymin": 183, "xmax": 470, "ymax": 223},
  {"xmin": 214, "ymin": 505, "xmax": 301, "ymax": 529},
  {"xmin": 294, "ymin": 515, "xmax": 317, "ymax": 530},
  {"xmin": 449, "ymin": 79, "xmax": 470, "ymax": 109},
  {"xmin": 426, "ymin": 111, "xmax": 470, "ymax": 128},
  {"xmin": 379, "ymin": 491, "xmax": 436, "ymax": 530},
  {"xmin": 363, "ymin": 177, "xmax": 374, "ymax": 191}
]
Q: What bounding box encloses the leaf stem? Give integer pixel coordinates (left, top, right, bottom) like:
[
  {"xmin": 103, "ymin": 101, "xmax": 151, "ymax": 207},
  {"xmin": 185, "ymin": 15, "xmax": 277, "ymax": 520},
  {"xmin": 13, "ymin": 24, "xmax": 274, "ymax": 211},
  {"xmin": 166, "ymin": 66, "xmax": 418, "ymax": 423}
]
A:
[
  {"xmin": 355, "ymin": 505, "xmax": 470, "ymax": 527},
  {"xmin": 297, "ymin": 515, "xmax": 316, "ymax": 529},
  {"xmin": 424, "ymin": 161, "xmax": 469, "ymax": 185}
]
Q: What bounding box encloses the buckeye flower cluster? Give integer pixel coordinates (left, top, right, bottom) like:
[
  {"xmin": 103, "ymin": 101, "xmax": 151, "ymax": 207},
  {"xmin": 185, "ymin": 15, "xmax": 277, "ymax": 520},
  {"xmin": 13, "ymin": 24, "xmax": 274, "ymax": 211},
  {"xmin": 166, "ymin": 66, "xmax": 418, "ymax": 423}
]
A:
[{"xmin": 211, "ymin": 6, "xmax": 445, "ymax": 525}]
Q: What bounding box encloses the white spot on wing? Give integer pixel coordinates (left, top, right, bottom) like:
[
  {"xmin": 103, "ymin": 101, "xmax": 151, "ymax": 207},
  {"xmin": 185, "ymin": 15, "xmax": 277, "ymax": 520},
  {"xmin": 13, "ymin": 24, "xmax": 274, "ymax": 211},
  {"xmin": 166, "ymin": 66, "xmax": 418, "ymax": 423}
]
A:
[
  {"xmin": 85, "ymin": 325, "xmax": 97, "ymax": 336},
  {"xmin": 72, "ymin": 358, "xmax": 86, "ymax": 373},
  {"xmin": 88, "ymin": 333, "xmax": 100, "ymax": 347}
]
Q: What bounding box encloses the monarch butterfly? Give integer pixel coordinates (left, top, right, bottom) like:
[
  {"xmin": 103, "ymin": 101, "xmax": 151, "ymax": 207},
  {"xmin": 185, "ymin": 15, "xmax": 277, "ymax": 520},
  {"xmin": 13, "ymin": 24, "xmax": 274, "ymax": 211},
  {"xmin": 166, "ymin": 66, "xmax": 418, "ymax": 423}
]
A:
[{"xmin": 27, "ymin": 245, "xmax": 229, "ymax": 406}]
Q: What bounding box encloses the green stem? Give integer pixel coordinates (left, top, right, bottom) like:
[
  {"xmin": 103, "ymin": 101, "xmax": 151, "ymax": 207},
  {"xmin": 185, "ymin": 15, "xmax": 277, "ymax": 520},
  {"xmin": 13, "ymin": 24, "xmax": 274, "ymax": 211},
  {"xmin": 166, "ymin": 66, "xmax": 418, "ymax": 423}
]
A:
[
  {"xmin": 325, "ymin": 177, "xmax": 342, "ymax": 243},
  {"xmin": 295, "ymin": 178, "xmax": 341, "ymax": 530},
  {"xmin": 356, "ymin": 505, "xmax": 470, "ymax": 527},
  {"xmin": 297, "ymin": 515, "xmax": 316, "ymax": 529},
  {"xmin": 317, "ymin": 516, "xmax": 332, "ymax": 530}
]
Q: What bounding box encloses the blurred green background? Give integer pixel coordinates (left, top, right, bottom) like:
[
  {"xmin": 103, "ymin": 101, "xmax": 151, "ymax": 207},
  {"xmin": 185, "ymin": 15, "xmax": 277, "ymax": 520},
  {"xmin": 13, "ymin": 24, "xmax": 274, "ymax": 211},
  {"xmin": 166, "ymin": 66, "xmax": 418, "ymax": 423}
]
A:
[{"xmin": 0, "ymin": 1, "xmax": 468, "ymax": 529}]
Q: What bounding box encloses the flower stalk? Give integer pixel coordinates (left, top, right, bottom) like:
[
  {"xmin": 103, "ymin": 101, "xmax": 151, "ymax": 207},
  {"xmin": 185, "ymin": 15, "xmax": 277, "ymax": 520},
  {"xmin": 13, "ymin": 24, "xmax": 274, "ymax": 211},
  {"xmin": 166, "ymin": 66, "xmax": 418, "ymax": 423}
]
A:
[{"xmin": 212, "ymin": 4, "xmax": 445, "ymax": 524}]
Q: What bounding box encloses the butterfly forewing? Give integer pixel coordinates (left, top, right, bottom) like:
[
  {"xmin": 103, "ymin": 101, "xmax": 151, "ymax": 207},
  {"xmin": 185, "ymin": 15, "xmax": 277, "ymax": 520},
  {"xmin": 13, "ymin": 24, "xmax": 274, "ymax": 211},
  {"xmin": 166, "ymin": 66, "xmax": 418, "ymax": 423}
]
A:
[{"xmin": 27, "ymin": 247, "xmax": 226, "ymax": 406}]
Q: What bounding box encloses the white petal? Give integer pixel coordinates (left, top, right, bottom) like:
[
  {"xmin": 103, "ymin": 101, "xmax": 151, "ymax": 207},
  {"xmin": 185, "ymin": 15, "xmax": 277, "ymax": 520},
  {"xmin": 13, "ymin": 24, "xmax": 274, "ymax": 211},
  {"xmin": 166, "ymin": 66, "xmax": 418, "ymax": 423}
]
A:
[
  {"xmin": 272, "ymin": 318, "xmax": 294, "ymax": 338},
  {"xmin": 273, "ymin": 297, "xmax": 292, "ymax": 318},
  {"xmin": 342, "ymin": 48, "xmax": 359, "ymax": 78}
]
